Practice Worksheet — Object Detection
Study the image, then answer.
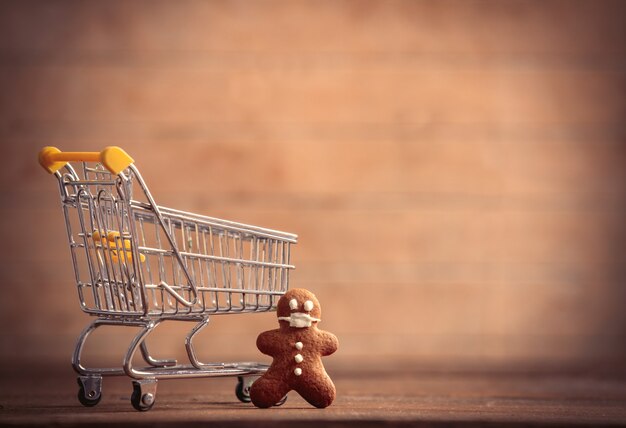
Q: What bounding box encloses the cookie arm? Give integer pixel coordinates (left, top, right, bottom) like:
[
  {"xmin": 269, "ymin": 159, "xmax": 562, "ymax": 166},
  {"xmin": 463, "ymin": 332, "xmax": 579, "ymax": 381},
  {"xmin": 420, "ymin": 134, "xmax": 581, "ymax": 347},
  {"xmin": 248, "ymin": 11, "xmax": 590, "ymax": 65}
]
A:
[
  {"xmin": 256, "ymin": 330, "xmax": 279, "ymax": 356},
  {"xmin": 319, "ymin": 331, "xmax": 339, "ymax": 356}
]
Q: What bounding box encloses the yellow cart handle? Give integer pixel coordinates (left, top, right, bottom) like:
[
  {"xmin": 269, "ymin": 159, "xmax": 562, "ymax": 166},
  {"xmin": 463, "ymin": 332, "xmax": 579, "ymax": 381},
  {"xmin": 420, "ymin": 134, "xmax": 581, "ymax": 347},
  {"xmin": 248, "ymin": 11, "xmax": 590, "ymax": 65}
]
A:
[{"xmin": 38, "ymin": 146, "xmax": 134, "ymax": 175}]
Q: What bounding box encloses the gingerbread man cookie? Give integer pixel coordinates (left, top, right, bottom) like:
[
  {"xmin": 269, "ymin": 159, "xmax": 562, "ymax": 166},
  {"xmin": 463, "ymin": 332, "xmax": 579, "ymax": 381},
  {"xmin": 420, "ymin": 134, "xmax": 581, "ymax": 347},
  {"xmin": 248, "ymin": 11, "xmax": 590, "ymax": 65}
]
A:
[{"xmin": 250, "ymin": 288, "xmax": 338, "ymax": 408}]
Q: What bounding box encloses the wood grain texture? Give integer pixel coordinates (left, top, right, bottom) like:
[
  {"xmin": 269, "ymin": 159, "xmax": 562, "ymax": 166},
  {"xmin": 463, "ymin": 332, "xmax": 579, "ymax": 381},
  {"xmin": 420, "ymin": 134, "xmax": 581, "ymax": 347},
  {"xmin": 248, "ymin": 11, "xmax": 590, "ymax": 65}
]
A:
[
  {"xmin": 1, "ymin": 364, "xmax": 626, "ymax": 426},
  {"xmin": 1, "ymin": 0, "xmax": 625, "ymax": 368}
]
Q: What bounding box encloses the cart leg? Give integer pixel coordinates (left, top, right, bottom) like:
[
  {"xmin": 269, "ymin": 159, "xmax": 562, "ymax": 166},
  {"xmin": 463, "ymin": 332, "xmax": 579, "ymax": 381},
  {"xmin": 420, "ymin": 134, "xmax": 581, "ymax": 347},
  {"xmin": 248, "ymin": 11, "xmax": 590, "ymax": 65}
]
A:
[
  {"xmin": 131, "ymin": 379, "xmax": 158, "ymax": 411},
  {"xmin": 123, "ymin": 320, "xmax": 168, "ymax": 380},
  {"xmin": 72, "ymin": 319, "xmax": 128, "ymax": 377},
  {"xmin": 184, "ymin": 317, "xmax": 255, "ymax": 370},
  {"xmin": 184, "ymin": 317, "xmax": 249, "ymax": 369},
  {"xmin": 185, "ymin": 317, "xmax": 224, "ymax": 369},
  {"xmin": 140, "ymin": 341, "xmax": 177, "ymax": 368},
  {"xmin": 77, "ymin": 375, "xmax": 102, "ymax": 407}
]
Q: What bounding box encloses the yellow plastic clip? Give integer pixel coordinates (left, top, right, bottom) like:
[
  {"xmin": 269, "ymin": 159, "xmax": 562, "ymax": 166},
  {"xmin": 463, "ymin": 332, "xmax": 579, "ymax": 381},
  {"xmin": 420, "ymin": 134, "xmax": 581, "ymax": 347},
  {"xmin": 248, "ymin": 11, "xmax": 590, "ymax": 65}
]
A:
[{"xmin": 92, "ymin": 230, "xmax": 146, "ymax": 263}]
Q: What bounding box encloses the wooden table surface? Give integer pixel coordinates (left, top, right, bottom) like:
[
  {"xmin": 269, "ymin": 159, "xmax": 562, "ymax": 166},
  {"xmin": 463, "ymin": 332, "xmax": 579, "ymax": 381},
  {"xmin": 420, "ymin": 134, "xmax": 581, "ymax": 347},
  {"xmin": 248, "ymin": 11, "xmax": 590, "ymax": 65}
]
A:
[{"xmin": 1, "ymin": 363, "xmax": 626, "ymax": 427}]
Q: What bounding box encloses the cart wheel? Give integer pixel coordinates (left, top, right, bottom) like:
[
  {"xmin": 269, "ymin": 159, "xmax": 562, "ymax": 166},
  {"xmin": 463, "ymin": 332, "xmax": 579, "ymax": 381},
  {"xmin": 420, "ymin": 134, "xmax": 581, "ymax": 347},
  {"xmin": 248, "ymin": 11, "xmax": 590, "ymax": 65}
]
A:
[
  {"xmin": 235, "ymin": 376, "xmax": 253, "ymax": 403},
  {"xmin": 77, "ymin": 376, "xmax": 102, "ymax": 407},
  {"xmin": 275, "ymin": 394, "xmax": 288, "ymax": 407},
  {"xmin": 131, "ymin": 380, "xmax": 157, "ymax": 411},
  {"xmin": 235, "ymin": 377, "xmax": 288, "ymax": 406}
]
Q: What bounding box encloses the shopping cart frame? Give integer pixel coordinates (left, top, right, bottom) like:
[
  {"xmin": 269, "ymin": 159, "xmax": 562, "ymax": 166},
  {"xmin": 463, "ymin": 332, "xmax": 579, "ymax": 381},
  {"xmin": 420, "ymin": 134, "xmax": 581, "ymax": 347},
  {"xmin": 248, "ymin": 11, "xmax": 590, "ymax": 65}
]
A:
[{"xmin": 39, "ymin": 147, "xmax": 297, "ymax": 410}]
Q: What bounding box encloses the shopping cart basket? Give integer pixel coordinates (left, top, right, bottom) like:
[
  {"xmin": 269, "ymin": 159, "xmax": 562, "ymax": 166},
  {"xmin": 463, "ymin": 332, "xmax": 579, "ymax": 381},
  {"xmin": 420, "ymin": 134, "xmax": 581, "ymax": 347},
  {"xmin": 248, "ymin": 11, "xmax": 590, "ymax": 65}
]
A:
[{"xmin": 38, "ymin": 146, "xmax": 297, "ymax": 410}]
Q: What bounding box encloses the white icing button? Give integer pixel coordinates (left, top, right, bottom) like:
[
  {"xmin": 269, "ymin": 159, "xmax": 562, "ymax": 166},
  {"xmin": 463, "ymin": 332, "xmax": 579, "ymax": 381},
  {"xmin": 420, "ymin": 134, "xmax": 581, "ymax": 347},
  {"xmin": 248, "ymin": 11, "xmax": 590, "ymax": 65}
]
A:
[
  {"xmin": 294, "ymin": 367, "xmax": 302, "ymax": 376},
  {"xmin": 304, "ymin": 300, "xmax": 314, "ymax": 312},
  {"xmin": 295, "ymin": 342, "xmax": 303, "ymax": 350},
  {"xmin": 289, "ymin": 299, "xmax": 298, "ymax": 310},
  {"xmin": 294, "ymin": 354, "xmax": 304, "ymax": 363}
]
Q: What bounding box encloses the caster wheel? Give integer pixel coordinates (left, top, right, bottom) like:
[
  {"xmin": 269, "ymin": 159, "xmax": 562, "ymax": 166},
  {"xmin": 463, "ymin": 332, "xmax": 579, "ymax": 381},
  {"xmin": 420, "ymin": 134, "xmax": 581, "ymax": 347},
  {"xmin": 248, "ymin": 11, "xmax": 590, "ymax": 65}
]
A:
[
  {"xmin": 77, "ymin": 376, "xmax": 102, "ymax": 407},
  {"xmin": 235, "ymin": 376, "xmax": 288, "ymax": 406},
  {"xmin": 275, "ymin": 394, "xmax": 288, "ymax": 406},
  {"xmin": 131, "ymin": 380, "xmax": 157, "ymax": 411},
  {"xmin": 235, "ymin": 376, "xmax": 253, "ymax": 403}
]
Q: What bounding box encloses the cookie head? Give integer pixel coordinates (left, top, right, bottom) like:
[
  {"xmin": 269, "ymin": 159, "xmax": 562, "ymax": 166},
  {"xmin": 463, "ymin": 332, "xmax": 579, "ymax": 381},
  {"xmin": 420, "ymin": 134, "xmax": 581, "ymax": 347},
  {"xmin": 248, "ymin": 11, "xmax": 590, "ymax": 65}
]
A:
[{"xmin": 276, "ymin": 288, "xmax": 321, "ymax": 328}]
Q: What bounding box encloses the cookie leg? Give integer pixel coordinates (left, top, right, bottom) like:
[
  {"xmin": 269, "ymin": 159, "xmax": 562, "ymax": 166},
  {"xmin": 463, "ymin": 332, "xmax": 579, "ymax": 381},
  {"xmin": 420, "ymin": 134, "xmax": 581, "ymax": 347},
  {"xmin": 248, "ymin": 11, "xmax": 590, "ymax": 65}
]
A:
[
  {"xmin": 250, "ymin": 375, "xmax": 290, "ymax": 408},
  {"xmin": 297, "ymin": 373, "xmax": 336, "ymax": 408}
]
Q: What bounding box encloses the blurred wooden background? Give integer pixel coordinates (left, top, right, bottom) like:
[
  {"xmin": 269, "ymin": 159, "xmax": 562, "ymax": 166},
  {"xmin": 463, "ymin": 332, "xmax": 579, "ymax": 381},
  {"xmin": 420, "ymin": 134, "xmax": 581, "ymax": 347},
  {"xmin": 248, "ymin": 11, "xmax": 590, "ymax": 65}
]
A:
[{"xmin": 0, "ymin": 0, "xmax": 625, "ymax": 369}]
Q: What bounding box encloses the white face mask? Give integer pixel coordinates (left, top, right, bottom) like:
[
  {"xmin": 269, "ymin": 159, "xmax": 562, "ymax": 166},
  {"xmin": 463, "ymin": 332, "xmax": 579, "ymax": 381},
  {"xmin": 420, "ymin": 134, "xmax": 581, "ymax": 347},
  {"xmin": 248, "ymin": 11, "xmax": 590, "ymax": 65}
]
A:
[{"xmin": 277, "ymin": 312, "xmax": 320, "ymax": 328}]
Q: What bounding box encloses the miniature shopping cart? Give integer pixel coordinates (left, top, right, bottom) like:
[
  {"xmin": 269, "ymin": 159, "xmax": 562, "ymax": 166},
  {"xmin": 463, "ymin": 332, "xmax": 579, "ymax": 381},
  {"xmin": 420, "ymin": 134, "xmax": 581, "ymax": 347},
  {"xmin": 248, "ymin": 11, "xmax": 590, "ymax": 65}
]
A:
[{"xmin": 38, "ymin": 146, "xmax": 297, "ymax": 411}]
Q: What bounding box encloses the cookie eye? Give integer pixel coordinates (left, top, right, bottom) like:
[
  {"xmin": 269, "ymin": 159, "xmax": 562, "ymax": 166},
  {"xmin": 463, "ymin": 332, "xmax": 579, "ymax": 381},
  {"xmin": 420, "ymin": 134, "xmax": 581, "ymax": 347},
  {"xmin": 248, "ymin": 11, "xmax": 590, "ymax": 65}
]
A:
[
  {"xmin": 304, "ymin": 300, "xmax": 314, "ymax": 312},
  {"xmin": 289, "ymin": 298, "xmax": 298, "ymax": 310}
]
